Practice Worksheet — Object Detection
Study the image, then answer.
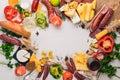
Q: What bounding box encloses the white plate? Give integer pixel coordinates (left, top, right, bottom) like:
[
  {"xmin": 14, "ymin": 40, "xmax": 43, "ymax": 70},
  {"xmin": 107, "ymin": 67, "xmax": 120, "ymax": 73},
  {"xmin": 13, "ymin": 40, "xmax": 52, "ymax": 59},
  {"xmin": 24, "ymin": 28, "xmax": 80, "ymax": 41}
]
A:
[{"xmin": 0, "ymin": 0, "xmax": 120, "ymax": 80}]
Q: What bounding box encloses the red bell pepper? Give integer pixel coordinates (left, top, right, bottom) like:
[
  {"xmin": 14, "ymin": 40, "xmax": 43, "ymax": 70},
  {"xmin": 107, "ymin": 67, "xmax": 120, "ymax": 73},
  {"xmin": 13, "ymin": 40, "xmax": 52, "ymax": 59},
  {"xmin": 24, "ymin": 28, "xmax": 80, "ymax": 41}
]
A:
[
  {"xmin": 31, "ymin": 0, "xmax": 39, "ymax": 12},
  {"xmin": 11, "ymin": 14, "xmax": 23, "ymax": 24},
  {"xmin": 4, "ymin": 5, "xmax": 23, "ymax": 24},
  {"xmin": 4, "ymin": 6, "xmax": 18, "ymax": 20},
  {"xmin": 98, "ymin": 35, "xmax": 114, "ymax": 53}
]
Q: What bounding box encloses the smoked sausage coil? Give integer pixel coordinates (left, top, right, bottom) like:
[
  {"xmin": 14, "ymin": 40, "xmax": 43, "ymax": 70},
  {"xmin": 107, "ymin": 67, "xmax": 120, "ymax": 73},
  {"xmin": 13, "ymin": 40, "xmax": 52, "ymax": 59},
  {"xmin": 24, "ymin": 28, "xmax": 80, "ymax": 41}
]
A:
[{"xmin": 0, "ymin": 34, "xmax": 22, "ymax": 46}]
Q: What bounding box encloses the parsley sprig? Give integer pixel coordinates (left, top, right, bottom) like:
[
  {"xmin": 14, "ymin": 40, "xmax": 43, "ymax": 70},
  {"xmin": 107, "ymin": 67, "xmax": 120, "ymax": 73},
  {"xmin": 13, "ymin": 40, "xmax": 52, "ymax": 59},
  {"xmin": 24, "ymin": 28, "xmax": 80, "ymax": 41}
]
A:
[
  {"xmin": 0, "ymin": 42, "xmax": 14, "ymax": 60},
  {"xmin": 98, "ymin": 32, "xmax": 120, "ymax": 79}
]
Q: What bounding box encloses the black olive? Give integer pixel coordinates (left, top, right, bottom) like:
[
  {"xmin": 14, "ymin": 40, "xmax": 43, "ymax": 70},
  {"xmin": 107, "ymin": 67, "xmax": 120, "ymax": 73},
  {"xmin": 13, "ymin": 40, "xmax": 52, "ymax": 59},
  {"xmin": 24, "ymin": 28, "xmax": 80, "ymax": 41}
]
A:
[{"xmin": 87, "ymin": 57, "xmax": 100, "ymax": 71}]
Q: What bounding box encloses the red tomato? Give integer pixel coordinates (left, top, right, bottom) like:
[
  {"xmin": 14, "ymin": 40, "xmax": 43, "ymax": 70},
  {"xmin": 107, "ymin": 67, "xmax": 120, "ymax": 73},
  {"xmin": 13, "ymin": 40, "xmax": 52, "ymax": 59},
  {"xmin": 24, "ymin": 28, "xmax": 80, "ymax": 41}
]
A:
[
  {"xmin": 50, "ymin": 15, "xmax": 62, "ymax": 27},
  {"xmin": 63, "ymin": 72, "xmax": 73, "ymax": 80},
  {"xmin": 15, "ymin": 66, "xmax": 26, "ymax": 76},
  {"xmin": 4, "ymin": 6, "xmax": 18, "ymax": 20}
]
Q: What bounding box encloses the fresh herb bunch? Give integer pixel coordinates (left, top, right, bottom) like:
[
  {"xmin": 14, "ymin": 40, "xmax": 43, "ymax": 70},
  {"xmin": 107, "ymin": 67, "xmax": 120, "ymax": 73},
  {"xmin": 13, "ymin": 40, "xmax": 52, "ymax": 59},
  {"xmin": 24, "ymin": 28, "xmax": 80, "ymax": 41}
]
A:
[
  {"xmin": 98, "ymin": 32, "xmax": 120, "ymax": 79},
  {"xmin": 0, "ymin": 42, "xmax": 14, "ymax": 60},
  {"xmin": 0, "ymin": 61, "xmax": 21, "ymax": 68},
  {"xmin": 1, "ymin": 28, "xmax": 21, "ymax": 38}
]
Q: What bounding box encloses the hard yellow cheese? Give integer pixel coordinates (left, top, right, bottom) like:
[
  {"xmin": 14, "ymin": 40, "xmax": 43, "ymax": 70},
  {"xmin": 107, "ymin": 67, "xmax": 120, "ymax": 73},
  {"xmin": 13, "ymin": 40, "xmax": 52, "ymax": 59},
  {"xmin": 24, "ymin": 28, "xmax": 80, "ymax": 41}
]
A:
[{"xmin": 73, "ymin": 52, "xmax": 89, "ymax": 70}]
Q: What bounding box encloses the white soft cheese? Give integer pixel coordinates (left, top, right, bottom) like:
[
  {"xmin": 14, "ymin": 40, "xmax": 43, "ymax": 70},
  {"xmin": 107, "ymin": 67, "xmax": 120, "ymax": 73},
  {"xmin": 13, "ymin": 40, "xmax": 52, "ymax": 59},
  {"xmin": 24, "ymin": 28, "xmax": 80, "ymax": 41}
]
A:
[
  {"xmin": 16, "ymin": 50, "xmax": 30, "ymax": 62},
  {"xmin": 71, "ymin": 11, "xmax": 81, "ymax": 24}
]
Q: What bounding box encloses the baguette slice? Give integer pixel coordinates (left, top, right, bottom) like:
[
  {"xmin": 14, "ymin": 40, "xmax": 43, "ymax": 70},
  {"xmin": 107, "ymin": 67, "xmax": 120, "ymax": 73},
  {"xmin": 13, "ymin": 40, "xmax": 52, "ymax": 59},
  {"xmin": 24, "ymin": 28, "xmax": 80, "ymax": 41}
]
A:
[{"xmin": 0, "ymin": 21, "xmax": 31, "ymax": 38}]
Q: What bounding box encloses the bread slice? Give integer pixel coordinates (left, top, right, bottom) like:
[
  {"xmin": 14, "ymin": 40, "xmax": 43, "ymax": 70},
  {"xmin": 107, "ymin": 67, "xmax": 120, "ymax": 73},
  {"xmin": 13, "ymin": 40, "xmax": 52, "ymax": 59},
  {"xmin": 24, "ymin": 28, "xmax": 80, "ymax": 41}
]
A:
[{"xmin": 0, "ymin": 21, "xmax": 31, "ymax": 38}]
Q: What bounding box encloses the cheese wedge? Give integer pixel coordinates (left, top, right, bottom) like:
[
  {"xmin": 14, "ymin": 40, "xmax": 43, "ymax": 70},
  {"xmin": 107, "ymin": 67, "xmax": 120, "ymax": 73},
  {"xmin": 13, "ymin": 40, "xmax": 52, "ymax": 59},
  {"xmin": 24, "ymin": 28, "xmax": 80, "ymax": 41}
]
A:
[
  {"xmin": 77, "ymin": 3, "xmax": 87, "ymax": 22},
  {"xmin": 85, "ymin": 3, "xmax": 92, "ymax": 21},
  {"xmin": 71, "ymin": 11, "xmax": 81, "ymax": 24},
  {"xmin": 64, "ymin": 9, "xmax": 76, "ymax": 18},
  {"xmin": 73, "ymin": 52, "xmax": 89, "ymax": 70}
]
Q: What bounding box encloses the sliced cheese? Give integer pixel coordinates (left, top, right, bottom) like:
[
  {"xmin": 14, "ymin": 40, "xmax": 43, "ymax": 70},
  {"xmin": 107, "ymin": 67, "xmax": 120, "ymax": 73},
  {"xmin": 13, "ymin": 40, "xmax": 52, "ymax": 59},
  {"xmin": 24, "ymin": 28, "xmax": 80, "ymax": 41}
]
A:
[
  {"xmin": 89, "ymin": 10, "xmax": 95, "ymax": 20},
  {"xmin": 77, "ymin": 3, "xmax": 87, "ymax": 22},
  {"xmin": 85, "ymin": 3, "xmax": 93, "ymax": 21},
  {"xmin": 73, "ymin": 52, "xmax": 89, "ymax": 70},
  {"xmin": 64, "ymin": 9, "xmax": 76, "ymax": 18},
  {"xmin": 92, "ymin": 0, "xmax": 97, "ymax": 9},
  {"xmin": 71, "ymin": 11, "xmax": 81, "ymax": 24}
]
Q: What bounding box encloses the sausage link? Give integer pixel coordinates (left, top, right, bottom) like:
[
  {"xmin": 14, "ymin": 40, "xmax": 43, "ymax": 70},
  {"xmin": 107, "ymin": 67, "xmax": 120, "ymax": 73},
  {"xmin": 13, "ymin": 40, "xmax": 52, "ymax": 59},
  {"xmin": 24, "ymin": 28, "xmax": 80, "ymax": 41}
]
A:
[
  {"xmin": 0, "ymin": 34, "xmax": 22, "ymax": 46},
  {"xmin": 98, "ymin": 8, "xmax": 114, "ymax": 28},
  {"xmin": 91, "ymin": 6, "xmax": 109, "ymax": 32},
  {"xmin": 66, "ymin": 61, "xmax": 74, "ymax": 73},
  {"xmin": 74, "ymin": 72, "xmax": 86, "ymax": 80},
  {"xmin": 42, "ymin": 65, "xmax": 50, "ymax": 80},
  {"xmin": 36, "ymin": 66, "xmax": 44, "ymax": 79},
  {"xmin": 41, "ymin": 0, "xmax": 54, "ymax": 18},
  {"xmin": 70, "ymin": 57, "xmax": 76, "ymax": 72},
  {"xmin": 60, "ymin": 0, "xmax": 65, "ymax": 7},
  {"xmin": 53, "ymin": 7, "xmax": 62, "ymax": 19}
]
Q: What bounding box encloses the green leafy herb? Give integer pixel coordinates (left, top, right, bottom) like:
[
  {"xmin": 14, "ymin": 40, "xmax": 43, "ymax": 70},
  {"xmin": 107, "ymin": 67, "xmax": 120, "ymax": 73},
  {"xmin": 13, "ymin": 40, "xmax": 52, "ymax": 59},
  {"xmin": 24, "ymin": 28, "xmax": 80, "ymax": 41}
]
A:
[
  {"xmin": 0, "ymin": 61, "xmax": 21, "ymax": 68},
  {"xmin": 1, "ymin": 28, "xmax": 21, "ymax": 38},
  {"xmin": 98, "ymin": 43, "xmax": 120, "ymax": 79},
  {"xmin": 110, "ymin": 32, "xmax": 117, "ymax": 39},
  {"xmin": 115, "ymin": 43, "xmax": 120, "ymax": 51},
  {"xmin": 0, "ymin": 42, "xmax": 14, "ymax": 60}
]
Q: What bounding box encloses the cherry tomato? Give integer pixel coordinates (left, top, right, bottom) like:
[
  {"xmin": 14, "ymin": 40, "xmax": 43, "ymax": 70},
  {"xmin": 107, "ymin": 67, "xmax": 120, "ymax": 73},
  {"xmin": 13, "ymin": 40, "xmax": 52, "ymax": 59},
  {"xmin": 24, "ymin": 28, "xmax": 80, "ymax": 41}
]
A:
[
  {"xmin": 4, "ymin": 6, "xmax": 18, "ymax": 20},
  {"xmin": 50, "ymin": 15, "xmax": 62, "ymax": 27},
  {"xmin": 15, "ymin": 66, "xmax": 26, "ymax": 76},
  {"xmin": 63, "ymin": 72, "xmax": 73, "ymax": 80}
]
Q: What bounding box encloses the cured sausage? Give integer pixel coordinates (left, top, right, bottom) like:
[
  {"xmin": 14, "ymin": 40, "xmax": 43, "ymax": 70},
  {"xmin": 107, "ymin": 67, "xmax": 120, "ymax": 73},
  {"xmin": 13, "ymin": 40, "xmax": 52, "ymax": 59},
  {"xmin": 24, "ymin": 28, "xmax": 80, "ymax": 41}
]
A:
[
  {"xmin": 74, "ymin": 0, "xmax": 82, "ymax": 3},
  {"xmin": 70, "ymin": 57, "xmax": 76, "ymax": 72},
  {"xmin": 98, "ymin": 8, "xmax": 114, "ymax": 28},
  {"xmin": 53, "ymin": 7, "xmax": 62, "ymax": 19},
  {"xmin": 42, "ymin": 65, "xmax": 50, "ymax": 80},
  {"xmin": 41, "ymin": 0, "xmax": 54, "ymax": 19},
  {"xmin": 74, "ymin": 72, "xmax": 86, "ymax": 80},
  {"xmin": 60, "ymin": 0, "xmax": 65, "ymax": 7},
  {"xmin": 0, "ymin": 34, "xmax": 22, "ymax": 46},
  {"xmin": 91, "ymin": 6, "xmax": 109, "ymax": 32},
  {"xmin": 66, "ymin": 61, "xmax": 74, "ymax": 73},
  {"xmin": 35, "ymin": 66, "xmax": 44, "ymax": 80}
]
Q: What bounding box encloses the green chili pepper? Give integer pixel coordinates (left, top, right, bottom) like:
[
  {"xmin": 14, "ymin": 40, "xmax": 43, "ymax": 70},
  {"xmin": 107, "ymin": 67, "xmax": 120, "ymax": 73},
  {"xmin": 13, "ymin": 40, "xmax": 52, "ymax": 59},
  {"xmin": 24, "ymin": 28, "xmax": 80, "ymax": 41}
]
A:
[{"xmin": 50, "ymin": 65, "xmax": 63, "ymax": 79}]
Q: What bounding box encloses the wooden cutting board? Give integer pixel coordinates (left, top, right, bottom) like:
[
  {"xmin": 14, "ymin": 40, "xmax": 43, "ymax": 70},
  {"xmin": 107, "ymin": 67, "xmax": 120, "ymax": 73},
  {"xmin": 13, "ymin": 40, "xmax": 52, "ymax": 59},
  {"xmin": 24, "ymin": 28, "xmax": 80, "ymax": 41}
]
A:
[{"xmin": 96, "ymin": 0, "xmax": 120, "ymax": 21}]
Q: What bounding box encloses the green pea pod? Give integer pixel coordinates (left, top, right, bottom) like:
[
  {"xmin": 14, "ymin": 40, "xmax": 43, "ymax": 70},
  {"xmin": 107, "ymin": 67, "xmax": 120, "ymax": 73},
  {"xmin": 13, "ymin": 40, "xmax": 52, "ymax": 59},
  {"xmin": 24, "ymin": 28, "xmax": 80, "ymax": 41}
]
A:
[{"xmin": 50, "ymin": 65, "xmax": 63, "ymax": 79}]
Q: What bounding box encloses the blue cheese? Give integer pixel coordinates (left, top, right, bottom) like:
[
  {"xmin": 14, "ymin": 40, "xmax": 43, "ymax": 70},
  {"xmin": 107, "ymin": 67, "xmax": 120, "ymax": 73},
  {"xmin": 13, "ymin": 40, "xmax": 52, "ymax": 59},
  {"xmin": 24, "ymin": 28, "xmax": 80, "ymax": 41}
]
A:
[{"xmin": 71, "ymin": 11, "xmax": 81, "ymax": 24}]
